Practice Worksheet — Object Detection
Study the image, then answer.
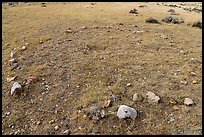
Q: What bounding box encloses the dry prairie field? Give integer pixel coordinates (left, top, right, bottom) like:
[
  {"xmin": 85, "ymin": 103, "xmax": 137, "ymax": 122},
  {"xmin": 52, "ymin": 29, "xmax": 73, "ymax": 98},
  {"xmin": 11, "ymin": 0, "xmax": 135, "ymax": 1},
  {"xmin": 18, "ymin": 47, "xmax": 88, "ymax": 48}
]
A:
[{"xmin": 2, "ymin": 2, "xmax": 202, "ymax": 135}]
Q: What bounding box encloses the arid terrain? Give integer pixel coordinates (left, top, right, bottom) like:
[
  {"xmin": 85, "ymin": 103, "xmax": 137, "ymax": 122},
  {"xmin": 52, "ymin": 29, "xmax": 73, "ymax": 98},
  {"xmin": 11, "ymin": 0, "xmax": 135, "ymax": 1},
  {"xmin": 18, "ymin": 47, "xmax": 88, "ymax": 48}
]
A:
[{"xmin": 2, "ymin": 2, "xmax": 202, "ymax": 135}]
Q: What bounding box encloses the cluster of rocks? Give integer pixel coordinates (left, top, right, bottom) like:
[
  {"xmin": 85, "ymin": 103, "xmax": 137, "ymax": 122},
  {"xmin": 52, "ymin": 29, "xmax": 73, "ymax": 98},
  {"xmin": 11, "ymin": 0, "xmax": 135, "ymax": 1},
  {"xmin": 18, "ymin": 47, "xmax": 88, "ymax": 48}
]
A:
[
  {"xmin": 129, "ymin": 8, "xmax": 138, "ymax": 14},
  {"xmin": 162, "ymin": 16, "xmax": 184, "ymax": 24}
]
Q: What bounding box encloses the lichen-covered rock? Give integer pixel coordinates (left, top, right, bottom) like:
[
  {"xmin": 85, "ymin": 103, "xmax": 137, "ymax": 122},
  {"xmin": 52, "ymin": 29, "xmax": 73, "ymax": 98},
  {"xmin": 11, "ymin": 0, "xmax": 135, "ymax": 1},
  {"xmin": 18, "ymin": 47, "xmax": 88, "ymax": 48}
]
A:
[
  {"xmin": 11, "ymin": 82, "xmax": 22, "ymax": 95},
  {"xmin": 146, "ymin": 91, "xmax": 160, "ymax": 103},
  {"xmin": 117, "ymin": 105, "xmax": 137, "ymax": 120}
]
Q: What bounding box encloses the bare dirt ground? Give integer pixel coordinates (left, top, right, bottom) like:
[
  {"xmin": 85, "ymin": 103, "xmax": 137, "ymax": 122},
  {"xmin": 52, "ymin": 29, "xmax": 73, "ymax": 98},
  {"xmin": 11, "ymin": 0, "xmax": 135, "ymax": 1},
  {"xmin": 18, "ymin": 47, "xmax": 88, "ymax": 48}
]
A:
[{"xmin": 2, "ymin": 2, "xmax": 202, "ymax": 135}]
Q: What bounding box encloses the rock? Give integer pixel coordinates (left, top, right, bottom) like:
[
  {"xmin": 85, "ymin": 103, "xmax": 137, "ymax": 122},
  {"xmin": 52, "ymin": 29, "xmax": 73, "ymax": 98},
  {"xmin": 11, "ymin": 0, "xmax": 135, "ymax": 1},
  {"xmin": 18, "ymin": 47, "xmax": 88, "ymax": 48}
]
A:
[
  {"xmin": 41, "ymin": 3, "xmax": 46, "ymax": 7},
  {"xmin": 132, "ymin": 93, "xmax": 143, "ymax": 102},
  {"xmin": 192, "ymin": 80, "xmax": 198, "ymax": 84},
  {"xmin": 39, "ymin": 41, "xmax": 43, "ymax": 44},
  {"xmin": 11, "ymin": 82, "xmax": 22, "ymax": 95},
  {"xmin": 103, "ymin": 100, "xmax": 112, "ymax": 108},
  {"xmin": 85, "ymin": 106, "xmax": 105, "ymax": 120},
  {"xmin": 81, "ymin": 26, "xmax": 87, "ymax": 29},
  {"xmin": 167, "ymin": 9, "xmax": 175, "ymax": 12},
  {"xmin": 6, "ymin": 112, "xmax": 11, "ymax": 116},
  {"xmin": 172, "ymin": 18, "xmax": 184, "ymax": 24},
  {"xmin": 63, "ymin": 130, "xmax": 70, "ymax": 135},
  {"xmin": 129, "ymin": 8, "xmax": 138, "ymax": 14},
  {"xmin": 54, "ymin": 125, "xmax": 59, "ymax": 131},
  {"xmin": 169, "ymin": 98, "xmax": 177, "ymax": 105},
  {"xmin": 10, "ymin": 51, "xmax": 14, "ymax": 58},
  {"xmin": 184, "ymin": 98, "xmax": 193, "ymax": 106},
  {"xmin": 49, "ymin": 120, "xmax": 55, "ymax": 124},
  {"xmin": 21, "ymin": 46, "xmax": 26, "ymax": 50},
  {"xmin": 7, "ymin": 76, "xmax": 17, "ymax": 83},
  {"xmin": 139, "ymin": 5, "xmax": 147, "ymax": 8},
  {"xmin": 127, "ymin": 83, "xmax": 132, "ymax": 87},
  {"xmin": 190, "ymin": 72, "xmax": 196, "ymax": 76},
  {"xmin": 173, "ymin": 105, "xmax": 179, "ymax": 110},
  {"xmin": 145, "ymin": 17, "xmax": 160, "ymax": 24},
  {"xmin": 192, "ymin": 21, "xmax": 202, "ymax": 29},
  {"xmin": 162, "ymin": 16, "xmax": 173, "ymax": 23},
  {"xmin": 117, "ymin": 105, "xmax": 137, "ymax": 120},
  {"xmin": 36, "ymin": 121, "xmax": 41, "ymax": 125},
  {"xmin": 146, "ymin": 91, "xmax": 160, "ymax": 103}
]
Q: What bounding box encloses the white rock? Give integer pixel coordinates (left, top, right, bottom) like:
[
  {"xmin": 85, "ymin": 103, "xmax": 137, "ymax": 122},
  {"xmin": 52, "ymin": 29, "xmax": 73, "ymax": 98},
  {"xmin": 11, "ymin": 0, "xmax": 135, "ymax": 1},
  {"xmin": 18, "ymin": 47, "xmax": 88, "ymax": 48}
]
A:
[
  {"xmin": 10, "ymin": 51, "xmax": 14, "ymax": 58},
  {"xmin": 184, "ymin": 98, "xmax": 193, "ymax": 106},
  {"xmin": 146, "ymin": 91, "xmax": 160, "ymax": 103},
  {"xmin": 11, "ymin": 82, "xmax": 22, "ymax": 95},
  {"xmin": 22, "ymin": 46, "xmax": 26, "ymax": 50},
  {"xmin": 54, "ymin": 125, "xmax": 59, "ymax": 131},
  {"xmin": 133, "ymin": 93, "xmax": 143, "ymax": 102},
  {"xmin": 127, "ymin": 83, "xmax": 132, "ymax": 87},
  {"xmin": 117, "ymin": 105, "xmax": 137, "ymax": 120}
]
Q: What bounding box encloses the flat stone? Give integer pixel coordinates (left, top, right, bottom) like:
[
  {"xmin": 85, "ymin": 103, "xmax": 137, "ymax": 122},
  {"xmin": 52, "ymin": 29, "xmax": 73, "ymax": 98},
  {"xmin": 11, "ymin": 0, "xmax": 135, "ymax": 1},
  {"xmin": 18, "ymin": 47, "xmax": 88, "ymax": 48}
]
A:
[{"xmin": 117, "ymin": 105, "xmax": 137, "ymax": 120}]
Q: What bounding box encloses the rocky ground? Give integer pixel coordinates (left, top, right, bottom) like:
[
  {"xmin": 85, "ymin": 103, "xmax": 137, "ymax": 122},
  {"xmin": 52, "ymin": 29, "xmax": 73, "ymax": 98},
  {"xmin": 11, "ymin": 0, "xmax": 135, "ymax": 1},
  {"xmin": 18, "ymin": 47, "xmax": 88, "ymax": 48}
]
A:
[{"xmin": 2, "ymin": 2, "xmax": 202, "ymax": 135}]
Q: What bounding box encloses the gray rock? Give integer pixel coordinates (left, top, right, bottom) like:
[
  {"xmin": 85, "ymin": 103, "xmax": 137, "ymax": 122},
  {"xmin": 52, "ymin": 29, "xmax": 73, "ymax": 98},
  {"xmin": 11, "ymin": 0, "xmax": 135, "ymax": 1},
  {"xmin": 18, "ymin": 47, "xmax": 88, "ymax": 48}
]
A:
[
  {"xmin": 192, "ymin": 21, "xmax": 202, "ymax": 29},
  {"xmin": 133, "ymin": 93, "xmax": 143, "ymax": 102},
  {"xmin": 162, "ymin": 16, "xmax": 173, "ymax": 23},
  {"xmin": 184, "ymin": 98, "xmax": 193, "ymax": 106},
  {"xmin": 129, "ymin": 9, "xmax": 138, "ymax": 14},
  {"xmin": 167, "ymin": 9, "xmax": 175, "ymax": 12},
  {"xmin": 11, "ymin": 82, "xmax": 22, "ymax": 95},
  {"xmin": 117, "ymin": 105, "xmax": 137, "ymax": 120},
  {"xmin": 145, "ymin": 17, "xmax": 160, "ymax": 24},
  {"xmin": 172, "ymin": 18, "xmax": 184, "ymax": 24},
  {"xmin": 146, "ymin": 91, "xmax": 160, "ymax": 103},
  {"xmin": 85, "ymin": 106, "xmax": 105, "ymax": 120}
]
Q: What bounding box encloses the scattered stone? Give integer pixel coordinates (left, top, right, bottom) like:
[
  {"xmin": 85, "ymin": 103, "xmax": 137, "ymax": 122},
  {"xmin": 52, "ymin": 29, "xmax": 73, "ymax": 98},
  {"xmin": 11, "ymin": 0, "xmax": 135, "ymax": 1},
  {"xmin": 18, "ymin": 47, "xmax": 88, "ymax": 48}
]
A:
[
  {"xmin": 129, "ymin": 8, "xmax": 138, "ymax": 14},
  {"xmin": 190, "ymin": 72, "xmax": 196, "ymax": 76},
  {"xmin": 167, "ymin": 9, "xmax": 175, "ymax": 12},
  {"xmin": 192, "ymin": 21, "xmax": 202, "ymax": 29},
  {"xmin": 10, "ymin": 51, "xmax": 14, "ymax": 58},
  {"xmin": 63, "ymin": 130, "xmax": 70, "ymax": 135},
  {"xmin": 85, "ymin": 106, "xmax": 105, "ymax": 120},
  {"xmin": 184, "ymin": 98, "xmax": 193, "ymax": 106},
  {"xmin": 172, "ymin": 18, "xmax": 184, "ymax": 24},
  {"xmin": 145, "ymin": 17, "xmax": 160, "ymax": 24},
  {"xmin": 126, "ymin": 83, "xmax": 132, "ymax": 87},
  {"xmin": 41, "ymin": 3, "xmax": 46, "ymax": 7},
  {"xmin": 54, "ymin": 125, "xmax": 59, "ymax": 131},
  {"xmin": 11, "ymin": 82, "xmax": 22, "ymax": 95},
  {"xmin": 81, "ymin": 26, "xmax": 87, "ymax": 29},
  {"xmin": 36, "ymin": 121, "xmax": 41, "ymax": 125},
  {"xmin": 103, "ymin": 100, "xmax": 112, "ymax": 108},
  {"xmin": 139, "ymin": 5, "xmax": 147, "ymax": 8},
  {"xmin": 132, "ymin": 93, "xmax": 143, "ymax": 102},
  {"xmin": 6, "ymin": 112, "xmax": 11, "ymax": 116},
  {"xmin": 49, "ymin": 120, "xmax": 55, "ymax": 124},
  {"xmin": 169, "ymin": 98, "xmax": 177, "ymax": 105},
  {"xmin": 192, "ymin": 80, "xmax": 198, "ymax": 84},
  {"xmin": 117, "ymin": 105, "xmax": 137, "ymax": 120},
  {"xmin": 162, "ymin": 16, "xmax": 173, "ymax": 23},
  {"xmin": 7, "ymin": 76, "xmax": 17, "ymax": 83},
  {"xmin": 22, "ymin": 46, "xmax": 26, "ymax": 50},
  {"xmin": 146, "ymin": 91, "xmax": 160, "ymax": 103}
]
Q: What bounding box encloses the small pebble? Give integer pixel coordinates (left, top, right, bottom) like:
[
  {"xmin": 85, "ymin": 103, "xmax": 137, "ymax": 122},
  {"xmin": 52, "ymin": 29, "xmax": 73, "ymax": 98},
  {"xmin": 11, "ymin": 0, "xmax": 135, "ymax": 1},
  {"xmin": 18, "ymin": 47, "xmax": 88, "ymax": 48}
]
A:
[
  {"xmin": 36, "ymin": 121, "xmax": 41, "ymax": 125},
  {"xmin": 146, "ymin": 91, "xmax": 160, "ymax": 103},
  {"xmin": 169, "ymin": 99, "xmax": 177, "ymax": 105},
  {"xmin": 192, "ymin": 80, "xmax": 198, "ymax": 84},
  {"xmin": 22, "ymin": 46, "xmax": 26, "ymax": 50},
  {"xmin": 63, "ymin": 130, "xmax": 70, "ymax": 134},
  {"xmin": 184, "ymin": 98, "xmax": 193, "ymax": 106},
  {"xmin": 127, "ymin": 83, "xmax": 132, "ymax": 87},
  {"xmin": 190, "ymin": 72, "xmax": 196, "ymax": 76},
  {"xmin": 103, "ymin": 100, "xmax": 111, "ymax": 108},
  {"xmin": 6, "ymin": 112, "xmax": 11, "ymax": 116},
  {"xmin": 173, "ymin": 105, "xmax": 179, "ymax": 110},
  {"xmin": 117, "ymin": 105, "xmax": 137, "ymax": 120},
  {"xmin": 81, "ymin": 26, "xmax": 87, "ymax": 29},
  {"xmin": 49, "ymin": 120, "xmax": 54, "ymax": 124},
  {"xmin": 54, "ymin": 125, "xmax": 59, "ymax": 131}
]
